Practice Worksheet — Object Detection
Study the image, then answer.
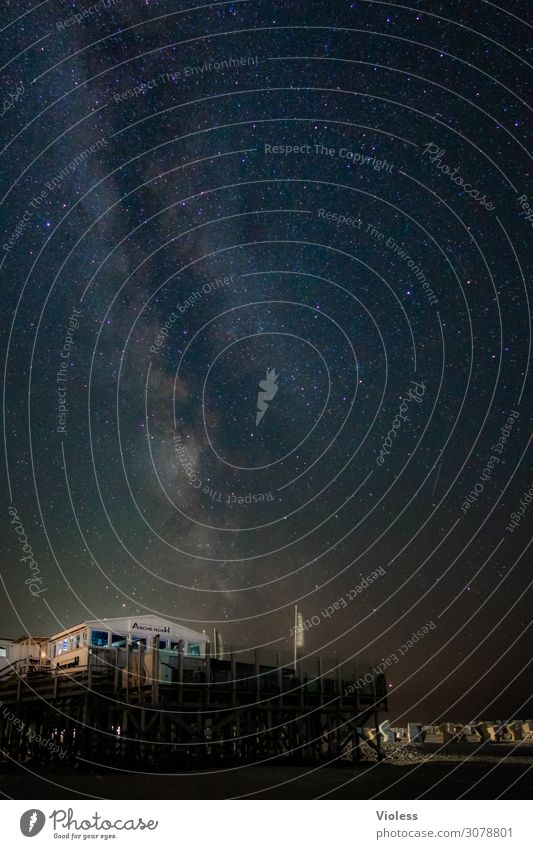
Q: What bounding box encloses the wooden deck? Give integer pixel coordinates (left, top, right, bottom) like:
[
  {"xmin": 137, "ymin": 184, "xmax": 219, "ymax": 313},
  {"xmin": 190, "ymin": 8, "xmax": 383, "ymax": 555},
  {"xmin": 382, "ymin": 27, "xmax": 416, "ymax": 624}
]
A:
[{"xmin": 0, "ymin": 647, "xmax": 387, "ymax": 769}]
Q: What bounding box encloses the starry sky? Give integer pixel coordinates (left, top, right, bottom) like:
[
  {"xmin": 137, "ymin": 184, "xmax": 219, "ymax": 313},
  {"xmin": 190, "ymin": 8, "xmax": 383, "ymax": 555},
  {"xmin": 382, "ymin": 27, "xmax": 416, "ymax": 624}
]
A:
[{"xmin": 0, "ymin": 0, "xmax": 531, "ymax": 724}]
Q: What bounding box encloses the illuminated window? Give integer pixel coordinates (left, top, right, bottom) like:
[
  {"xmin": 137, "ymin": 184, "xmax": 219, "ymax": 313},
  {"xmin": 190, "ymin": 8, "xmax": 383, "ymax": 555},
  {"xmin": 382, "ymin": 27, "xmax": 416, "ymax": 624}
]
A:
[
  {"xmin": 90, "ymin": 630, "xmax": 108, "ymax": 647},
  {"xmin": 187, "ymin": 643, "xmax": 201, "ymax": 656},
  {"xmin": 111, "ymin": 634, "xmax": 127, "ymax": 648},
  {"xmin": 0, "ymin": 647, "xmax": 7, "ymax": 657}
]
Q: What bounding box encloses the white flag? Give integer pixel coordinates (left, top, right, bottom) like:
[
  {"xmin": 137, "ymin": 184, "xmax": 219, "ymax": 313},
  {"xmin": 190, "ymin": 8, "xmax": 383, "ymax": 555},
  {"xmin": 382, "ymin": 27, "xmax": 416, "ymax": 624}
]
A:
[{"xmin": 295, "ymin": 612, "xmax": 305, "ymax": 648}]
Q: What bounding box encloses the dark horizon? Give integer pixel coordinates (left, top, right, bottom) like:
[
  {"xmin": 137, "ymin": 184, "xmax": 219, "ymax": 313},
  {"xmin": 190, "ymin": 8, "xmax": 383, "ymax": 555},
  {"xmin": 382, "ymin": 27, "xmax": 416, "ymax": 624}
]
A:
[{"xmin": 0, "ymin": 0, "xmax": 531, "ymax": 798}]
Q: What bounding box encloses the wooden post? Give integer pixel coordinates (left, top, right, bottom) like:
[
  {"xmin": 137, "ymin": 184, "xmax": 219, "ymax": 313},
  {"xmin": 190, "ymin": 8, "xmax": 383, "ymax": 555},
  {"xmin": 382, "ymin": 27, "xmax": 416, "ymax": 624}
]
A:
[
  {"xmin": 230, "ymin": 650, "xmax": 237, "ymax": 707},
  {"xmin": 298, "ymin": 653, "xmax": 304, "ymax": 709},
  {"xmin": 140, "ymin": 708, "xmax": 146, "ymax": 761},
  {"xmin": 352, "ymin": 725, "xmax": 360, "ymax": 764},
  {"xmin": 327, "ymin": 712, "xmax": 334, "ymax": 759},
  {"xmin": 317, "ymin": 656, "xmax": 324, "ymax": 707},
  {"xmin": 352, "ymin": 665, "xmax": 358, "ymax": 712},
  {"xmin": 121, "ymin": 706, "xmax": 128, "ymax": 761},
  {"xmin": 205, "ymin": 640, "xmax": 210, "ymax": 707},
  {"xmin": 177, "ymin": 639, "xmax": 184, "ymax": 705},
  {"xmin": 336, "ymin": 659, "xmax": 342, "ymax": 702},
  {"xmin": 114, "ymin": 648, "xmax": 120, "ymax": 694},
  {"xmin": 138, "ymin": 643, "xmax": 144, "ymax": 702},
  {"xmin": 80, "ymin": 693, "xmax": 90, "ymax": 761},
  {"xmin": 254, "ymin": 650, "xmax": 260, "ymax": 702},
  {"xmin": 152, "ymin": 636, "xmax": 159, "ymax": 706},
  {"xmin": 125, "ymin": 645, "xmax": 130, "ymax": 703},
  {"xmin": 336, "ymin": 659, "xmax": 342, "ymax": 757},
  {"xmin": 372, "ymin": 675, "xmax": 382, "ymax": 761}
]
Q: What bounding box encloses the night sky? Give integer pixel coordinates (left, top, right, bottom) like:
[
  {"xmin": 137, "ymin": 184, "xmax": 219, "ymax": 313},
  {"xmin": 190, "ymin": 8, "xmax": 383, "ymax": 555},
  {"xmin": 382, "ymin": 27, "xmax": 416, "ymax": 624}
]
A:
[{"xmin": 0, "ymin": 0, "xmax": 531, "ymax": 725}]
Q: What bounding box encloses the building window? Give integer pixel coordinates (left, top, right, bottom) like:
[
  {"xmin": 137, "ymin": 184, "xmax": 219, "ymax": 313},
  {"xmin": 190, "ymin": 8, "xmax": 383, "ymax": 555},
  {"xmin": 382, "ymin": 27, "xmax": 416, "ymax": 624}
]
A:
[
  {"xmin": 82, "ymin": 631, "xmax": 88, "ymax": 646},
  {"xmin": 75, "ymin": 634, "xmax": 80, "ymax": 649},
  {"xmin": 0, "ymin": 647, "xmax": 7, "ymax": 657},
  {"xmin": 90, "ymin": 630, "xmax": 108, "ymax": 647},
  {"xmin": 111, "ymin": 634, "xmax": 127, "ymax": 648},
  {"xmin": 187, "ymin": 643, "xmax": 201, "ymax": 656},
  {"xmin": 130, "ymin": 637, "xmax": 146, "ymax": 650}
]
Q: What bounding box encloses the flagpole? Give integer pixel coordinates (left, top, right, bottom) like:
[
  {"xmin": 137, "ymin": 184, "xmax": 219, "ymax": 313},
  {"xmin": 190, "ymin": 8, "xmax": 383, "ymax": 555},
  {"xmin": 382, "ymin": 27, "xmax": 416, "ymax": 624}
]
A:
[{"xmin": 293, "ymin": 604, "xmax": 298, "ymax": 671}]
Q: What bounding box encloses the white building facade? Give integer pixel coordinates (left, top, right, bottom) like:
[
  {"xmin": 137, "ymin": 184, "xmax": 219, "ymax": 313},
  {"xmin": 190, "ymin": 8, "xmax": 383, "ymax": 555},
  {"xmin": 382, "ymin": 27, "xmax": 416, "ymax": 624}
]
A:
[
  {"xmin": 46, "ymin": 615, "xmax": 209, "ymax": 672},
  {"xmin": 0, "ymin": 636, "xmax": 48, "ymax": 676}
]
